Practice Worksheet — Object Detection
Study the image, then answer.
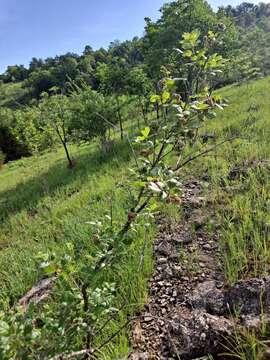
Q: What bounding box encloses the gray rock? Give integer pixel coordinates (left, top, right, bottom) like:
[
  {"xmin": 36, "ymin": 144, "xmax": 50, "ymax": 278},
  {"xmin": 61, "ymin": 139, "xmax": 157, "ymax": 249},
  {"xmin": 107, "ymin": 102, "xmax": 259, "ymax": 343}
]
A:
[
  {"xmin": 226, "ymin": 277, "xmax": 270, "ymax": 315},
  {"xmin": 187, "ymin": 281, "xmax": 226, "ymax": 315},
  {"xmin": 168, "ymin": 308, "xmax": 233, "ymax": 359}
]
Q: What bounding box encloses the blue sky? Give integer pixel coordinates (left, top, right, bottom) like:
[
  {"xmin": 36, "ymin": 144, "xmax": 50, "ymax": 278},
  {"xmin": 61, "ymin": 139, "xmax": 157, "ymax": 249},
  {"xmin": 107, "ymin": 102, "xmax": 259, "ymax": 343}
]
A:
[{"xmin": 0, "ymin": 0, "xmax": 266, "ymax": 73}]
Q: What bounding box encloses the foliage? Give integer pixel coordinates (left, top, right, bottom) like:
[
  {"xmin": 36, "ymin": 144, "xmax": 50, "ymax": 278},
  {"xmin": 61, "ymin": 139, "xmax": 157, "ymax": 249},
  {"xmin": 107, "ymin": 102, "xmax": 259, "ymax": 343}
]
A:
[
  {"xmin": 70, "ymin": 85, "xmax": 117, "ymax": 142},
  {"xmin": 0, "ymin": 108, "xmax": 33, "ymax": 161},
  {"xmin": 118, "ymin": 30, "xmax": 226, "ymax": 237},
  {"xmin": 0, "ymin": 28, "xmax": 227, "ymax": 358},
  {"xmin": 39, "ymin": 93, "xmax": 74, "ymax": 167},
  {"xmin": 1, "ymin": 65, "xmax": 28, "ymax": 83},
  {"xmin": 0, "ymin": 139, "xmax": 153, "ymax": 358},
  {"xmin": 218, "ymin": 2, "xmax": 270, "ymax": 84},
  {"xmin": 142, "ymin": 0, "xmax": 232, "ymax": 81},
  {"xmin": 0, "ymin": 0, "xmax": 268, "ymax": 109},
  {"xmin": 97, "ymin": 60, "xmax": 130, "ymax": 138},
  {"xmin": 0, "ymin": 0, "xmax": 269, "ymax": 357},
  {"xmin": 24, "ymin": 69, "xmax": 56, "ymax": 99},
  {"xmin": 126, "ymin": 66, "xmax": 153, "ymax": 123}
]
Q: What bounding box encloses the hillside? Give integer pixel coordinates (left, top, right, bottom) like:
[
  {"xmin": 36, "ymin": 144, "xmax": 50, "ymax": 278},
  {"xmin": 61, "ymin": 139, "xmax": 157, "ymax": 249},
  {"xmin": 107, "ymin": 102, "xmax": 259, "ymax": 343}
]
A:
[
  {"xmin": 0, "ymin": 77, "xmax": 269, "ymax": 358},
  {"xmin": 0, "ymin": 0, "xmax": 270, "ymax": 358},
  {"xmin": 0, "ymin": 82, "xmax": 26, "ymax": 108},
  {"xmin": 0, "ymin": 2, "xmax": 269, "ymax": 109}
]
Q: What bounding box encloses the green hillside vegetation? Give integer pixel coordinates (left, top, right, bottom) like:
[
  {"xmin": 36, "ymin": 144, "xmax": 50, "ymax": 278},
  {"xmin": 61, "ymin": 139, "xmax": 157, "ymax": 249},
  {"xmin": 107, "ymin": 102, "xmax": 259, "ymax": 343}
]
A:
[
  {"xmin": 0, "ymin": 1, "xmax": 269, "ymax": 110},
  {"xmin": 0, "ymin": 0, "xmax": 270, "ymax": 358},
  {"xmin": 0, "ymin": 82, "xmax": 25, "ymax": 108},
  {"xmin": 0, "ymin": 75, "xmax": 269, "ymax": 357},
  {"xmin": 0, "ymin": 140, "xmax": 155, "ymax": 358},
  {"xmin": 190, "ymin": 77, "xmax": 270, "ymax": 282}
]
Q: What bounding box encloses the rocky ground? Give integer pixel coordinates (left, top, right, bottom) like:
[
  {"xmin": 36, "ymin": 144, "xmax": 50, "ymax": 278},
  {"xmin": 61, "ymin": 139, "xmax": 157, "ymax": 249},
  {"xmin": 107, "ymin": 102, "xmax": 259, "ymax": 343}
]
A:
[{"xmin": 130, "ymin": 180, "xmax": 270, "ymax": 359}]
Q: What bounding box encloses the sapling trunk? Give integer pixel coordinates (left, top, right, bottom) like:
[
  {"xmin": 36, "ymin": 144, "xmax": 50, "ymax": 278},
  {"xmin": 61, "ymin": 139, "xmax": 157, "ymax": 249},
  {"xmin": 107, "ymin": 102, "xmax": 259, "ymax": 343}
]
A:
[
  {"xmin": 116, "ymin": 97, "xmax": 124, "ymax": 140},
  {"xmin": 139, "ymin": 97, "xmax": 148, "ymax": 125},
  {"xmin": 63, "ymin": 141, "xmax": 73, "ymax": 168},
  {"xmin": 56, "ymin": 126, "xmax": 74, "ymax": 168},
  {"xmin": 156, "ymin": 102, "xmax": 160, "ymax": 120}
]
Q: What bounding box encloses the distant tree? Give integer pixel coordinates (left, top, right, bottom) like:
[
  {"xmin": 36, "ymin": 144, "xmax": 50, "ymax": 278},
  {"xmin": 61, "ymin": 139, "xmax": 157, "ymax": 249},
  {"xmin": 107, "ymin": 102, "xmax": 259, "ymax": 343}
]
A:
[
  {"xmin": 39, "ymin": 93, "xmax": 74, "ymax": 168},
  {"xmin": 218, "ymin": 1, "xmax": 270, "ymax": 83},
  {"xmin": 70, "ymin": 85, "xmax": 117, "ymax": 145},
  {"xmin": 3, "ymin": 65, "xmax": 28, "ymax": 83},
  {"xmin": 24, "ymin": 69, "xmax": 55, "ymax": 98},
  {"xmin": 29, "ymin": 57, "xmax": 44, "ymax": 73},
  {"xmin": 108, "ymin": 38, "xmax": 144, "ymax": 65},
  {"xmin": 220, "ymin": 2, "xmax": 270, "ymax": 28},
  {"xmin": 94, "ymin": 48, "xmax": 108, "ymax": 64},
  {"xmin": 52, "ymin": 56, "xmax": 79, "ymax": 88},
  {"xmin": 0, "ymin": 108, "xmax": 31, "ymax": 161},
  {"xmin": 44, "ymin": 57, "xmax": 57, "ymax": 69},
  {"xmin": 76, "ymin": 53, "xmax": 97, "ymax": 87},
  {"xmin": 126, "ymin": 66, "xmax": 153, "ymax": 125},
  {"xmin": 83, "ymin": 45, "xmax": 94, "ymax": 56},
  {"xmin": 97, "ymin": 60, "xmax": 128, "ymax": 139},
  {"xmin": 142, "ymin": 0, "xmax": 230, "ymax": 80}
]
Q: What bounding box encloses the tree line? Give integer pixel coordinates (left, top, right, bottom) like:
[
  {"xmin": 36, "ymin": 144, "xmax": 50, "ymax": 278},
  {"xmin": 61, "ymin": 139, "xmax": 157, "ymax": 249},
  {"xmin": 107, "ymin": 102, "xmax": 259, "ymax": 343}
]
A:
[{"xmin": 0, "ymin": 0, "xmax": 269, "ymax": 163}]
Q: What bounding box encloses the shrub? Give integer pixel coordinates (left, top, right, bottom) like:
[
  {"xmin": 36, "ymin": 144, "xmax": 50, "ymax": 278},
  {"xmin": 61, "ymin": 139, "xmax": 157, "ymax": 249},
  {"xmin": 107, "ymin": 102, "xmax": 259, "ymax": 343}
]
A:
[
  {"xmin": 70, "ymin": 87, "xmax": 117, "ymax": 142},
  {"xmin": 0, "ymin": 106, "xmax": 58, "ymax": 162},
  {"xmin": 0, "ymin": 122, "xmax": 31, "ymax": 161}
]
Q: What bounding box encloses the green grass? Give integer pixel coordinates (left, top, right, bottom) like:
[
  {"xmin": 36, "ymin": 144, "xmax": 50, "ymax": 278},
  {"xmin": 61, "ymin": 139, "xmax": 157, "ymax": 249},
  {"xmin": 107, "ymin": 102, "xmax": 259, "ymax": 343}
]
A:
[
  {"xmin": 189, "ymin": 77, "xmax": 270, "ymax": 283},
  {"xmin": 0, "ymin": 141, "xmax": 126, "ymax": 297},
  {"xmin": 178, "ymin": 76, "xmax": 270, "ymax": 357},
  {"xmin": 0, "ymin": 137, "xmax": 156, "ymax": 358}
]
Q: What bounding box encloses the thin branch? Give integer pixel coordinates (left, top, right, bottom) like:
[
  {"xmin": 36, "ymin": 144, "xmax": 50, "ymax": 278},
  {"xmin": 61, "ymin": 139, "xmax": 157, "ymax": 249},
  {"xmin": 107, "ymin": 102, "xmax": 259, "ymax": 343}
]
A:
[
  {"xmin": 174, "ymin": 137, "xmax": 239, "ymax": 171},
  {"xmin": 94, "ymin": 301, "xmax": 127, "ymax": 338},
  {"xmin": 126, "ymin": 132, "xmax": 140, "ymax": 171},
  {"xmin": 48, "ymin": 349, "xmax": 96, "ymax": 360},
  {"xmin": 96, "ymin": 318, "xmax": 132, "ymax": 351},
  {"xmin": 159, "ymin": 141, "xmax": 178, "ymax": 162},
  {"xmin": 94, "ymin": 112, "xmax": 117, "ymax": 130}
]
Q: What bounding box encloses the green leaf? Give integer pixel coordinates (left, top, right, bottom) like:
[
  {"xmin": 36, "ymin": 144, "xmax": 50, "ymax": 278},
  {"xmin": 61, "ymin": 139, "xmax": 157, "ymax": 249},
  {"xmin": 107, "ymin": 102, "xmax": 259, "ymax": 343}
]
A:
[
  {"xmin": 192, "ymin": 103, "xmax": 209, "ymax": 110},
  {"xmin": 182, "ymin": 31, "xmax": 200, "ymax": 46},
  {"xmin": 133, "ymin": 181, "xmax": 146, "ymax": 188},
  {"xmin": 141, "ymin": 126, "xmax": 150, "ymax": 138},
  {"xmin": 137, "ymin": 127, "xmax": 151, "ymax": 141},
  {"xmin": 184, "ymin": 50, "xmax": 193, "ymax": 57},
  {"xmin": 166, "ymin": 79, "xmax": 176, "ymax": 90},
  {"xmin": 162, "ymin": 91, "xmax": 170, "ymax": 104},
  {"xmin": 150, "ymin": 95, "xmax": 161, "ymax": 104}
]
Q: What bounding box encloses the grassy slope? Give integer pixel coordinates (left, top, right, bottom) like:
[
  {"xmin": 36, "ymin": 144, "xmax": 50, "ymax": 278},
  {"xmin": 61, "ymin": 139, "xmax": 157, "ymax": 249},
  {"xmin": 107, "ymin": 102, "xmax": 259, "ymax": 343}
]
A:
[
  {"xmin": 0, "ymin": 142, "xmax": 125, "ymax": 296},
  {"xmin": 0, "ymin": 76, "xmax": 269, "ymax": 357},
  {"xmin": 193, "ymin": 77, "xmax": 270, "ymax": 282},
  {"xmin": 0, "ymin": 139, "xmax": 155, "ymax": 358}
]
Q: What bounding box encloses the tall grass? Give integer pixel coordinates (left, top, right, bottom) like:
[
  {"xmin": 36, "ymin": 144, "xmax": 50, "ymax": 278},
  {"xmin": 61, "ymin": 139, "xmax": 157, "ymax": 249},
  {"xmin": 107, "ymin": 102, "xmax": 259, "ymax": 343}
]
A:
[
  {"xmin": 187, "ymin": 77, "xmax": 270, "ymax": 282},
  {"xmin": 0, "ymin": 136, "xmax": 155, "ymax": 358}
]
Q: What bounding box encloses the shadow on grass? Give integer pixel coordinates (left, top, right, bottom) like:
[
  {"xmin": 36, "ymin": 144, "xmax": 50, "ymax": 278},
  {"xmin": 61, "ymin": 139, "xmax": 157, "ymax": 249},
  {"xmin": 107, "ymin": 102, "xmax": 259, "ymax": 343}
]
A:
[{"xmin": 0, "ymin": 140, "xmax": 131, "ymax": 223}]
